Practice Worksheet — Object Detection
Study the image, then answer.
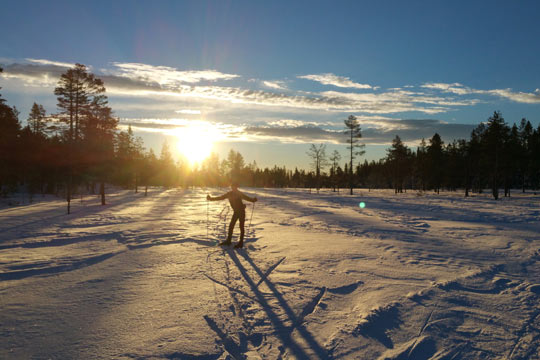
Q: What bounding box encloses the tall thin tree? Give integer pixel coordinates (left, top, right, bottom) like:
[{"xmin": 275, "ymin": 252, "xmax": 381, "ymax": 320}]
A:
[
  {"xmin": 306, "ymin": 144, "xmax": 328, "ymax": 193},
  {"xmin": 344, "ymin": 115, "xmax": 365, "ymax": 194},
  {"xmin": 329, "ymin": 150, "xmax": 341, "ymax": 192}
]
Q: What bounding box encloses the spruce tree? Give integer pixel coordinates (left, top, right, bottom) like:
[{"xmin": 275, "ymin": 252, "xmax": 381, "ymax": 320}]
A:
[
  {"xmin": 27, "ymin": 102, "xmax": 47, "ymax": 135},
  {"xmin": 482, "ymin": 111, "xmax": 509, "ymax": 200}
]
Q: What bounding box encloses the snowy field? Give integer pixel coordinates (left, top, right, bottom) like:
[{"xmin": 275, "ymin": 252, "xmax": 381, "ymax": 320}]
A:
[{"xmin": 1, "ymin": 188, "xmax": 539, "ymax": 359}]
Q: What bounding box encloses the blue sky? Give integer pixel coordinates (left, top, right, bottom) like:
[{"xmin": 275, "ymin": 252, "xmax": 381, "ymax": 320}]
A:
[{"xmin": 1, "ymin": 0, "xmax": 539, "ymax": 169}]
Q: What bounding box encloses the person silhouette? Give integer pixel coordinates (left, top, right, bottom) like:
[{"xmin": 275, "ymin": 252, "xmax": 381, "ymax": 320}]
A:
[{"xmin": 207, "ymin": 182, "xmax": 257, "ymax": 248}]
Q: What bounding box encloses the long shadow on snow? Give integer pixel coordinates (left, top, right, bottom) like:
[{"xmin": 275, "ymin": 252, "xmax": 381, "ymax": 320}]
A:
[
  {"xmin": 0, "ymin": 252, "xmax": 120, "ymax": 281},
  {"xmin": 1, "ymin": 189, "xmax": 188, "ymax": 251},
  {"xmin": 0, "ymin": 190, "xmax": 167, "ymax": 238},
  {"xmin": 224, "ymin": 249, "xmax": 329, "ymax": 359},
  {"xmin": 0, "ymin": 231, "xmax": 126, "ymax": 250}
]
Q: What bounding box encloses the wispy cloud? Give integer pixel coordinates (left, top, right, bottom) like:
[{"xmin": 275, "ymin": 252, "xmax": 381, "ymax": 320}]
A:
[
  {"xmin": 243, "ymin": 118, "xmax": 476, "ymax": 145},
  {"xmin": 120, "ymin": 118, "xmax": 246, "ymax": 140},
  {"xmin": 262, "ymin": 80, "xmax": 288, "ymax": 90},
  {"xmin": 107, "ymin": 62, "xmax": 239, "ymax": 86},
  {"xmin": 422, "ymin": 82, "xmax": 540, "ymax": 104},
  {"xmin": 0, "ymin": 62, "xmax": 475, "ymax": 114},
  {"xmin": 298, "ymin": 73, "xmax": 373, "ymax": 89},
  {"xmin": 175, "ymin": 109, "xmax": 201, "ymax": 115},
  {"xmin": 267, "ymin": 119, "xmax": 328, "ymax": 127},
  {"xmin": 26, "ymin": 58, "xmax": 76, "ymax": 68},
  {"xmin": 2, "ymin": 59, "xmax": 538, "ymax": 122},
  {"xmin": 482, "ymin": 88, "xmax": 540, "ymax": 104}
]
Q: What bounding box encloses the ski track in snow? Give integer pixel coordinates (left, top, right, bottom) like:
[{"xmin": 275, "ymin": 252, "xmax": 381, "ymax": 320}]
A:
[{"xmin": 0, "ymin": 188, "xmax": 539, "ymax": 359}]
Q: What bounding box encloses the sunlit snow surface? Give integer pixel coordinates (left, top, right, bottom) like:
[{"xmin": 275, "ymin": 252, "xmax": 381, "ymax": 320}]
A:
[{"xmin": 1, "ymin": 188, "xmax": 539, "ymax": 359}]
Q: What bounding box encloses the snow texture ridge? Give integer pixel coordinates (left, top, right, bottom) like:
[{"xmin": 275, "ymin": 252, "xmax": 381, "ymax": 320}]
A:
[{"xmin": 0, "ymin": 188, "xmax": 539, "ymax": 359}]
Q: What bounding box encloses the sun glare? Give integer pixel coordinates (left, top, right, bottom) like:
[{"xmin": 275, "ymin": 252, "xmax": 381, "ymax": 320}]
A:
[{"xmin": 175, "ymin": 123, "xmax": 216, "ymax": 165}]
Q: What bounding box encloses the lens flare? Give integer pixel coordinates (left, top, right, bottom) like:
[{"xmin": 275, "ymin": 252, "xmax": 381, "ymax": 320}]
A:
[
  {"xmin": 359, "ymin": 202, "xmax": 366, "ymax": 209},
  {"xmin": 174, "ymin": 123, "xmax": 217, "ymax": 165}
]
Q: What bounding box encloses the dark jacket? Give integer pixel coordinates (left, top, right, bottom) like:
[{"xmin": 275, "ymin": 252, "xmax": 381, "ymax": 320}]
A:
[{"xmin": 209, "ymin": 190, "xmax": 256, "ymax": 212}]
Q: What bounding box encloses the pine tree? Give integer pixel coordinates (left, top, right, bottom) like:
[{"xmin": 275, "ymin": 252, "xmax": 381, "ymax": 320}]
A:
[
  {"xmin": 343, "ymin": 115, "xmax": 365, "ymax": 195},
  {"xmin": 82, "ymin": 94, "xmax": 118, "ymax": 204},
  {"xmin": 27, "ymin": 102, "xmax": 47, "ymax": 135},
  {"xmin": 518, "ymin": 119, "xmax": 533, "ymax": 192},
  {"xmin": 503, "ymin": 124, "xmax": 521, "ymax": 197},
  {"xmin": 482, "ymin": 111, "xmax": 509, "ymax": 200},
  {"xmin": 329, "ymin": 150, "xmax": 341, "ymax": 192},
  {"xmin": 386, "ymin": 135, "xmax": 411, "ymax": 193},
  {"xmin": 416, "ymin": 138, "xmax": 429, "ymax": 191},
  {"xmin": 0, "ymin": 85, "xmax": 21, "ymax": 193},
  {"xmin": 54, "ymin": 64, "xmax": 106, "ymax": 213},
  {"xmin": 427, "ymin": 133, "xmax": 444, "ymax": 194},
  {"xmin": 226, "ymin": 149, "xmax": 245, "ymax": 182}
]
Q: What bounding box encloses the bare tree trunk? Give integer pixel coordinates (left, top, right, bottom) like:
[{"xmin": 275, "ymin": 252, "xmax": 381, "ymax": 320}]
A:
[
  {"xmin": 100, "ymin": 182, "xmax": 106, "ymax": 205},
  {"xmin": 67, "ymin": 174, "xmax": 71, "ymax": 214},
  {"xmin": 492, "ymin": 176, "xmax": 499, "ymax": 200}
]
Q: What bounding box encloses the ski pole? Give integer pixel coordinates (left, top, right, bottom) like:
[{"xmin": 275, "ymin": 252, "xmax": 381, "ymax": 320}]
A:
[
  {"xmin": 206, "ymin": 196, "xmax": 209, "ymax": 242},
  {"xmin": 247, "ymin": 202, "xmax": 255, "ymax": 236}
]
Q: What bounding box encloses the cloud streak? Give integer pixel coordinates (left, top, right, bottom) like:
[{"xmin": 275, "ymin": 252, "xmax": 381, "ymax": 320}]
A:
[
  {"xmin": 262, "ymin": 80, "xmax": 288, "ymax": 90},
  {"xmin": 298, "ymin": 73, "xmax": 373, "ymax": 89},
  {"xmin": 422, "ymin": 82, "xmax": 540, "ymax": 104},
  {"xmin": 243, "ymin": 118, "xmax": 476, "ymax": 145},
  {"xmin": 107, "ymin": 62, "xmax": 239, "ymax": 86},
  {"xmin": 26, "ymin": 58, "xmax": 76, "ymax": 68}
]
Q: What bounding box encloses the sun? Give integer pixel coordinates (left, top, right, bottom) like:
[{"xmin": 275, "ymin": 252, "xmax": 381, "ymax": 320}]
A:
[{"xmin": 175, "ymin": 124, "xmax": 216, "ymax": 165}]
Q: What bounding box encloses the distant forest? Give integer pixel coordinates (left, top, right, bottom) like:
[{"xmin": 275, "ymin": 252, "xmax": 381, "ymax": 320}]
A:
[{"xmin": 1, "ymin": 64, "xmax": 540, "ymax": 213}]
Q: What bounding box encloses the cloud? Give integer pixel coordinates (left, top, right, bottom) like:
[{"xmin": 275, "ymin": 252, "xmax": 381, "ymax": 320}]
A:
[
  {"xmin": 0, "ymin": 63, "xmax": 65, "ymax": 87},
  {"xmin": 243, "ymin": 118, "xmax": 476, "ymax": 145},
  {"xmin": 298, "ymin": 73, "xmax": 373, "ymax": 89},
  {"xmin": 482, "ymin": 88, "xmax": 540, "ymax": 104},
  {"xmin": 267, "ymin": 119, "xmax": 327, "ymax": 127},
  {"xmin": 119, "ymin": 118, "xmax": 246, "ymax": 140},
  {"xmin": 244, "ymin": 125, "xmax": 343, "ymax": 144},
  {"xmin": 361, "ymin": 119, "xmax": 476, "ymax": 145},
  {"xmin": 422, "ymin": 82, "xmax": 540, "ymax": 104},
  {"xmin": 107, "ymin": 113, "xmax": 478, "ymax": 148},
  {"xmin": 2, "ymin": 59, "xmax": 538, "ymax": 122},
  {"xmin": 0, "ymin": 63, "xmax": 469, "ymax": 114},
  {"xmin": 175, "ymin": 109, "xmax": 201, "ymax": 115},
  {"xmin": 262, "ymin": 80, "xmax": 287, "ymax": 90},
  {"xmin": 26, "ymin": 58, "xmax": 76, "ymax": 68},
  {"xmin": 421, "ymin": 82, "xmax": 472, "ymax": 95},
  {"xmin": 318, "ymin": 89, "xmax": 477, "ymax": 114},
  {"xmin": 107, "ymin": 62, "xmax": 239, "ymax": 86}
]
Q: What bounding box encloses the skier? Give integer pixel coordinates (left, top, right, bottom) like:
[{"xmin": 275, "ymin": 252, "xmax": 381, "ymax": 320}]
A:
[{"xmin": 207, "ymin": 182, "xmax": 258, "ymax": 248}]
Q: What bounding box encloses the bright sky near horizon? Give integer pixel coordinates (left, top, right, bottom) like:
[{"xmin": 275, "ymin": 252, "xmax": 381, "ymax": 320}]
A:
[{"xmin": 1, "ymin": 0, "xmax": 539, "ymax": 169}]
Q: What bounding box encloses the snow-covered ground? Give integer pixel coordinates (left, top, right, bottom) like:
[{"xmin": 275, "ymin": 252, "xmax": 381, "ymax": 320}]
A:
[{"xmin": 1, "ymin": 188, "xmax": 539, "ymax": 359}]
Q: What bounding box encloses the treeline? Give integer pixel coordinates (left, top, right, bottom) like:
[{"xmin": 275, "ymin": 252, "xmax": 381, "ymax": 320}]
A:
[
  {"xmin": 1, "ymin": 64, "xmax": 540, "ymax": 210},
  {"xmin": 198, "ymin": 112, "xmax": 540, "ymax": 201},
  {"xmin": 299, "ymin": 111, "xmax": 540, "ymax": 199},
  {"xmin": 363, "ymin": 112, "xmax": 540, "ymax": 199},
  {"xmin": 0, "ymin": 64, "xmax": 181, "ymax": 212}
]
